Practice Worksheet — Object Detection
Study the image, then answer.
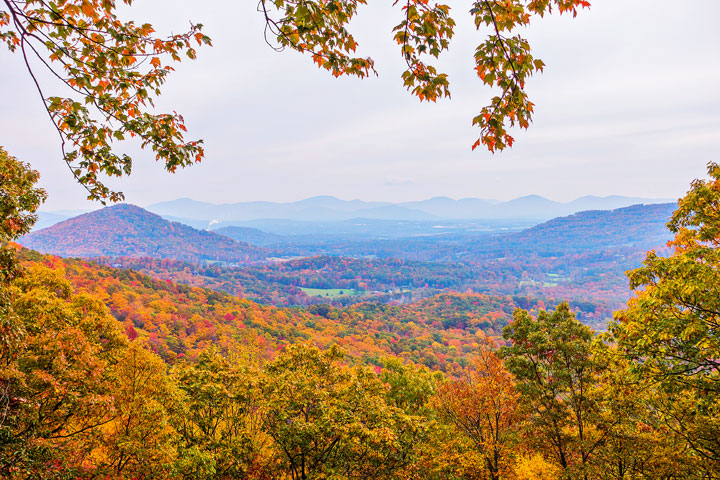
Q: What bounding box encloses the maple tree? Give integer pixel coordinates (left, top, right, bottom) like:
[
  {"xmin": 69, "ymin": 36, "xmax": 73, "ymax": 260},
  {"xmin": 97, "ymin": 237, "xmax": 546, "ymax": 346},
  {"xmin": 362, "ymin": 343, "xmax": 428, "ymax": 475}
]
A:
[
  {"xmin": 0, "ymin": 1, "xmax": 592, "ymax": 206},
  {"xmin": 0, "ymin": 0, "xmax": 210, "ymax": 201}
]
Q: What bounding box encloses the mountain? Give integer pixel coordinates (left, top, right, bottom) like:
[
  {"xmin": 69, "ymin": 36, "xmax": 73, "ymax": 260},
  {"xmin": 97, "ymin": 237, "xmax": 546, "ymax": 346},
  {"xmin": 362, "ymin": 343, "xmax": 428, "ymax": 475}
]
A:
[
  {"xmin": 145, "ymin": 194, "xmax": 674, "ymax": 225},
  {"xmin": 473, "ymin": 202, "xmax": 678, "ymax": 256},
  {"xmin": 253, "ymin": 203, "xmax": 678, "ymax": 267},
  {"xmin": 19, "ymin": 204, "xmax": 266, "ymax": 263}
]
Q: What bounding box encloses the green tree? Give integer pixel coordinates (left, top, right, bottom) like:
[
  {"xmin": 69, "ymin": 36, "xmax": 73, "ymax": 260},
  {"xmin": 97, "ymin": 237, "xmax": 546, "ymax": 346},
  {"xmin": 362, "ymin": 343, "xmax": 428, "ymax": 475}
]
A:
[
  {"xmin": 261, "ymin": 344, "xmax": 431, "ymax": 480},
  {"xmin": 0, "ymin": 148, "xmax": 46, "ymax": 364},
  {"xmin": 589, "ymin": 346, "xmax": 697, "ymax": 479},
  {"xmin": 171, "ymin": 348, "xmax": 270, "ymax": 479},
  {"xmin": 379, "ymin": 357, "xmax": 447, "ymax": 479},
  {"xmin": 500, "ymin": 303, "xmax": 610, "ymax": 479}
]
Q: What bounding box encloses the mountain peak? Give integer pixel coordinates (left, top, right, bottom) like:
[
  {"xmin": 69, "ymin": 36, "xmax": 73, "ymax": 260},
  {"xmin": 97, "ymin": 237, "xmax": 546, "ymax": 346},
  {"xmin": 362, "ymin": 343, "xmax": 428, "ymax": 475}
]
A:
[{"xmin": 20, "ymin": 204, "xmax": 265, "ymax": 263}]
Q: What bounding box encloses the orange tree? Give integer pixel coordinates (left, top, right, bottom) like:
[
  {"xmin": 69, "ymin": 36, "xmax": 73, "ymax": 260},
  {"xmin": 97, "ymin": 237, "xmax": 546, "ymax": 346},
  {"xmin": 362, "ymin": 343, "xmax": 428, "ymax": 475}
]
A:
[{"xmin": 1, "ymin": 0, "xmax": 591, "ymax": 203}]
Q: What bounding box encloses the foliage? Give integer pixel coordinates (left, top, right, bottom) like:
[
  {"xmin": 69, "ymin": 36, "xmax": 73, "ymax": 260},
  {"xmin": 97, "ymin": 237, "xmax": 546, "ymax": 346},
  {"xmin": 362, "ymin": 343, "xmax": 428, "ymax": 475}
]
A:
[
  {"xmin": 0, "ymin": 147, "xmax": 47, "ymax": 243},
  {"xmin": 259, "ymin": 0, "xmax": 590, "ymax": 152},
  {"xmin": 0, "ymin": 147, "xmax": 47, "ymax": 367},
  {"xmin": 613, "ymin": 162, "xmax": 720, "ymax": 473},
  {"xmin": 512, "ymin": 454, "xmax": 561, "ymax": 480},
  {"xmin": 0, "ymin": 264, "xmax": 126, "ymax": 478},
  {"xmin": 260, "ymin": 344, "xmax": 435, "ymax": 479},
  {"xmin": 20, "ymin": 203, "xmax": 265, "ymax": 263},
  {"xmin": 500, "ymin": 303, "xmax": 610, "ymax": 477},
  {"xmin": 0, "ymin": 0, "xmax": 210, "ymax": 201},
  {"xmin": 171, "ymin": 348, "xmax": 270, "ymax": 479},
  {"xmin": 0, "ymin": 0, "xmax": 591, "ymax": 207},
  {"xmin": 436, "ymin": 338, "xmax": 521, "ymax": 480},
  {"xmin": 3, "ymin": 155, "xmax": 718, "ymax": 478},
  {"xmin": 0, "ymin": 242, "xmax": 710, "ymax": 479}
]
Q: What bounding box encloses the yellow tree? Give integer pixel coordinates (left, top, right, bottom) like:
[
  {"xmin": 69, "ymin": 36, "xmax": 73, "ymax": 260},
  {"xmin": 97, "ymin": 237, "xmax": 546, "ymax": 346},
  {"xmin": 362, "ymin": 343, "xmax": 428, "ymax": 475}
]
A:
[
  {"xmin": 612, "ymin": 162, "xmax": 720, "ymax": 476},
  {"xmin": 92, "ymin": 342, "xmax": 179, "ymax": 478},
  {"xmin": 0, "ymin": 262, "xmax": 127, "ymax": 477}
]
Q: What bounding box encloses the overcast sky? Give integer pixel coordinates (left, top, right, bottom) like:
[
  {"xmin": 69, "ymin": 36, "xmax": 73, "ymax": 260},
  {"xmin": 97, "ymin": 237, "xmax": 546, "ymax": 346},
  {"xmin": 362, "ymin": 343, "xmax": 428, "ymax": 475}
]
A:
[{"xmin": 1, "ymin": 0, "xmax": 719, "ymax": 211}]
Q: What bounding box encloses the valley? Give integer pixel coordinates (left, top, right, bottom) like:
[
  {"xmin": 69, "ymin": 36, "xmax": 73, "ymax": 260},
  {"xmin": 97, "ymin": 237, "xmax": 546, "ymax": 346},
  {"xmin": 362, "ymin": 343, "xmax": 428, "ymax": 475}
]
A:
[{"xmin": 20, "ymin": 199, "xmax": 677, "ymax": 328}]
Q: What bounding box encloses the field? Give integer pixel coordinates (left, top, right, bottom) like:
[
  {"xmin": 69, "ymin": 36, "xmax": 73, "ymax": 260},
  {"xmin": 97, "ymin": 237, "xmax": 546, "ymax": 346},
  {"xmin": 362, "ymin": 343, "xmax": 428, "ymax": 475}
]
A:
[{"xmin": 299, "ymin": 287, "xmax": 365, "ymax": 298}]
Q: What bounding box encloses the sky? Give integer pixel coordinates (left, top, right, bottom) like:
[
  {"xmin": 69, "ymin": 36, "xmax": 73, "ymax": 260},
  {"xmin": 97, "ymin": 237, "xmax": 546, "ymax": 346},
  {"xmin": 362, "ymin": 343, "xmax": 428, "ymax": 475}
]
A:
[{"xmin": 1, "ymin": 0, "xmax": 719, "ymax": 211}]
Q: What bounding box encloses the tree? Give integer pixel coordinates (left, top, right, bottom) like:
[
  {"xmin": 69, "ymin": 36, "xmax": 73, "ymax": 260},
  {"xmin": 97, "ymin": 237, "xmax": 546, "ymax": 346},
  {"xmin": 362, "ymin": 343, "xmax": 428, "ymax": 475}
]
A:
[
  {"xmin": 0, "ymin": 147, "xmax": 46, "ymax": 367},
  {"xmin": 260, "ymin": 344, "xmax": 432, "ymax": 480},
  {"xmin": 259, "ymin": 0, "xmax": 590, "ymax": 152},
  {"xmin": 612, "ymin": 162, "xmax": 720, "ymax": 474},
  {"xmin": 171, "ymin": 348, "xmax": 270, "ymax": 479},
  {"xmin": 93, "ymin": 342, "xmax": 179, "ymax": 478},
  {"xmin": 0, "ymin": 262, "xmax": 127, "ymax": 478},
  {"xmin": 500, "ymin": 303, "xmax": 610, "ymax": 479},
  {"xmin": 436, "ymin": 338, "xmax": 521, "ymax": 480},
  {"xmin": 0, "ymin": 0, "xmax": 210, "ymax": 201},
  {"xmin": 379, "ymin": 357, "xmax": 447, "ymax": 479}
]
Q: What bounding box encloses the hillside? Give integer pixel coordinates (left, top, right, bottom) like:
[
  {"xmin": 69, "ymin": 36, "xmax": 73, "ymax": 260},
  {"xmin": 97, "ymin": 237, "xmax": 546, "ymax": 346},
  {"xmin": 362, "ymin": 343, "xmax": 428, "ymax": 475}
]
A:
[
  {"xmin": 256, "ymin": 203, "xmax": 677, "ymax": 263},
  {"xmin": 469, "ymin": 202, "xmax": 677, "ymax": 257},
  {"xmin": 214, "ymin": 226, "xmax": 286, "ymax": 246},
  {"xmin": 19, "ymin": 204, "xmax": 266, "ymax": 264},
  {"xmin": 17, "ymin": 249, "xmax": 527, "ymax": 370}
]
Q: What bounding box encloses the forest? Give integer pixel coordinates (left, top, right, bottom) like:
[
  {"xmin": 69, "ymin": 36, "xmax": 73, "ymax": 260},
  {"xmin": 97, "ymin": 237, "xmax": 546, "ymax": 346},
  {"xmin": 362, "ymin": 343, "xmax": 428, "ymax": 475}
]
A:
[
  {"xmin": 3, "ymin": 148, "xmax": 720, "ymax": 478},
  {"xmin": 20, "ymin": 201, "xmax": 677, "ymax": 327},
  {"xmin": 2, "ymin": 0, "xmax": 719, "ymax": 478}
]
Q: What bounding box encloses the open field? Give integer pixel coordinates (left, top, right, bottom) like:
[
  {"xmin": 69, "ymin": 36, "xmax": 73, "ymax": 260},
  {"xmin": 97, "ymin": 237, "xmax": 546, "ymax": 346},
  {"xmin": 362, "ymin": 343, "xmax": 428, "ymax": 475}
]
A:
[{"xmin": 299, "ymin": 287, "xmax": 365, "ymax": 298}]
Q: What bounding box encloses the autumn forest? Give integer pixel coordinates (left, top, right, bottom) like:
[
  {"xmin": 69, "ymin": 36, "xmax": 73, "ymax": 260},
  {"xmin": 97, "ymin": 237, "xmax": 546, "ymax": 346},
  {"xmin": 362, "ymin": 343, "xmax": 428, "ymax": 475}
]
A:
[{"xmin": 2, "ymin": 0, "xmax": 719, "ymax": 479}]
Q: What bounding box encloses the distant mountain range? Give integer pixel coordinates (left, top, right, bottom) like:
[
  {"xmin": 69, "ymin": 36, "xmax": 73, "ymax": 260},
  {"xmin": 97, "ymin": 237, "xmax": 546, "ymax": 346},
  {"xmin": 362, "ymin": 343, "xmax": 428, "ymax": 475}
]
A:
[
  {"xmin": 20, "ymin": 204, "xmax": 265, "ymax": 264},
  {"xmin": 144, "ymin": 195, "xmax": 675, "ymax": 225},
  {"xmin": 35, "ymin": 195, "xmax": 675, "ymax": 231}
]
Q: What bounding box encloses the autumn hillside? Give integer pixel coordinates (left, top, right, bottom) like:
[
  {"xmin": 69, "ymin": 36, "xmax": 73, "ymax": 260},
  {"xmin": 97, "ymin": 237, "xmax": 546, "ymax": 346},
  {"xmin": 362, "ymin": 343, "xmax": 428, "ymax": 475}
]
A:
[
  {"xmin": 18, "ymin": 248, "xmax": 529, "ymax": 370},
  {"xmin": 19, "ymin": 203, "xmax": 266, "ymax": 264},
  {"xmin": 497, "ymin": 202, "xmax": 677, "ymax": 254}
]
